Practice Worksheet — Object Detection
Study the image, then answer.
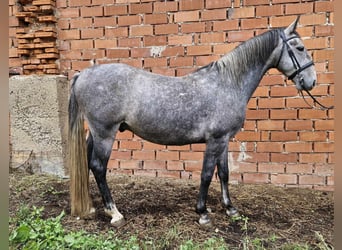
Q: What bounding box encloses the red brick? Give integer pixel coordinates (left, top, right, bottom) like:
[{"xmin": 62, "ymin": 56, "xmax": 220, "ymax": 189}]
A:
[
  {"xmin": 133, "ymin": 150, "xmax": 155, "ymax": 160},
  {"xmin": 155, "ymin": 24, "xmax": 178, "ymax": 35},
  {"xmin": 118, "ymin": 37, "xmax": 141, "ymax": 47},
  {"xmin": 80, "ymin": 6, "xmax": 103, "ymax": 17},
  {"xmin": 299, "ymin": 153, "xmax": 327, "ymax": 164},
  {"xmin": 59, "ymin": 29, "xmax": 80, "ymax": 40},
  {"xmin": 230, "ymin": 7, "xmax": 255, "ymax": 19},
  {"xmin": 118, "ymin": 15, "xmax": 141, "ymax": 26},
  {"xmin": 105, "ymin": 27, "xmax": 128, "ymax": 38},
  {"xmin": 227, "ymin": 30, "xmax": 254, "ymax": 42},
  {"xmin": 129, "ymin": 3, "xmax": 152, "ymax": 14},
  {"xmin": 156, "ymin": 151, "xmax": 179, "ymax": 161},
  {"xmin": 258, "ymin": 98, "xmax": 285, "ymax": 109},
  {"xmin": 168, "ymin": 35, "xmax": 193, "ymax": 45},
  {"xmin": 94, "ymin": 39, "xmax": 117, "ymax": 49},
  {"xmin": 144, "ymin": 14, "xmax": 167, "ymax": 24},
  {"xmin": 258, "ymin": 163, "xmax": 285, "ymax": 173},
  {"xmin": 271, "ymin": 174, "xmax": 297, "ymax": 184},
  {"xmin": 315, "ymin": 1, "xmax": 334, "ymax": 12},
  {"xmin": 143, "ymin": 160, "xmax": 166, "ymax": 170},
  {"xmin": 153, "ymin": 1, "xmax": 178, "ymax": 13},
  {"xmin": 235, "ymin": 131, "xmax": 260, "ymax": 142},
  {"xmin": 104, "ymin": 5, "xmax": 127, "ymax": 16},
  {"xmin": 285, "ymin": 120, "xmax": 313, "ymax": 131},
  {"xmin": 298, "ymin": 109, "xmax": 328, "ymax": 119},
  {"xmin": 181, "ymin": 23, "xmax": 205, "ymax": 33},
  {"xmin": 180, "ymin": 151, "xmax": 203, "ymax": 161},
  {"xmin": 179, "ymin": 0, "xmax": 204, "ymax": 10},
  {"xmin": 285, "ymin": 142, "xmax": 312, "ymax": 153},
  {"xmin": 258, "ymin": 120, "xmax": 284, "ymax": 131},
  {"xmin": 59, "ymin": 8, "xmax": 79, "ymax": 18},
  {"xmin": 314, "ymin": 164, "xmax": 334, "ymax": 175},
  {"xmin": 174, "ymin": 11, "xmax": 199, "ymax": 23},
  {"xmin": 244, "ymin": 0, "xmax": 269, "ymax": 5},
  {"xmin": 241, "ymin": 18, "xmax": 268, "ymax": 29},
  {"xmin": 245, "ymin": 110, "xmax": 269, "ymax": 120},
  {"xmin": 120, "ymin": 160, "xmax": 142, "ymax": 170},
  {"xmin": 157, "ymin": 170, "xmax": 181, "ymax": 179},
  {"xmin": 197, "ymin": 56, "xmax": 220, "ymax": 66},
  {"xmin": 69, "ymin": 0, "xmax": 90, "ymax": 7},
  {"xmin": 299, "ymin": 131, "xmax": 327, "ymax": 142},
  {"xmin": 82, "ymin": 50, "xmax": 105, "ymax": 60},
  {"xmin": 314, "ymin": 120, "xmax": 334, "ymax": 131},
  {"xmin": 272, "ymin": 86, "xmax": 301, "ymax": 98},
  {"xmin": 301, "ymin": 14, "xmax": 327, "ymax": 26},
  {"xmin": 144, "ymin": 58, "xmax": 167, "ymax": 68},
  {"xmin": 299, "ymin": 175, "xmax": 325, "ymax": 185},
  {"xmin": 314, "ymin": 49, "xmax": 334, "ymax": 62},
  {"xmin": 186, "ymin": 45, "xmax": 211, "ymax": 56},
  {"xmin": 70, "ymin": 18, "xmax": 92, "ymax": 28},
  {"xmin": 142, "ymin": 35, "xmax": 166, "ymax": 46},
  {"xmin": 94, "ymin": 17, "xmax": 117, "ymax": 27},
  {"xmin": 131, "ymin": 48, "xmax": 150, "ymax": 58},
  {"xmin": 257, "ymin": 142, "xmax": 283, "ymax": 153},
  {"xmin": 286, "ymin": 164, "xmax": 313, "ymax": 174},
  {"xmin": 130, "ymin": 25, "xmax": 153, "ymax": 36},
  {"xmin": 201, "ymin": 9, "xmax": 227, "ymax": 21},
  {"xmin": 270, "ymin": 132, "xmax": 297, "ymax": 141},
  {"xmin": 206, "ymin": 0, "xmax": 231, "ymax": 9},
  {"xmin": 271, "ymin": 153, "xmax": 297, "ymax": 163},
  {"xmin": 315, "ymin": 25, "xmax": 334, "ymax": 37},
  {"xmin": 107, "ymin": 48, "xmax": 130, "ymax": 58},
  {"xmin": 200, "ymin": 32, "xmax": 225, "ymax": 44},
  {"xmin": 243, "ymin": 173, "xmax": 269, "ymax": 184},
  {"xmin": 167, "ymin": 161, "xmax": 184, "ymax": 171},
  {"xmin": 169, "ymin": 57, "xmax": 194, "ymax": 67},
  {"xmin": 81, "ymin": 28, "xmax": 103, "ymax": 39},
  {"xmin": 213, "ymin": 20, "xmax": 239, "ymax": 31},
  {"xmin": 270, "ymin": 110, "xmax": 297, "ymax": 120},
  {"xmin": 184, "ymin": 161, "xmax": 202, "ymax": 171},
  {"xmin": 256, "ymin": 5, "xmax": 283, "ymax": 17},
  {"xmin": 70, "ymin": 40, "xmax": 93, "ymax": 50}
]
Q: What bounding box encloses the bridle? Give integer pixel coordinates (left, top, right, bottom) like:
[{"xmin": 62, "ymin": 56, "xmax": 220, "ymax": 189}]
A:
[
  {"xmin": 276, "ymin": 31, "xmax": 333, "ymax": 110},
  {"xmin": 276, "ymin": 31, "xmax": 314, "ymax": 81}
]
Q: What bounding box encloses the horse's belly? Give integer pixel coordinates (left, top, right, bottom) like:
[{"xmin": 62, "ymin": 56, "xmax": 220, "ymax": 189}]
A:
[{"xmin": 121, "ymin": 121, "xmax": 206, "ymax": 146}]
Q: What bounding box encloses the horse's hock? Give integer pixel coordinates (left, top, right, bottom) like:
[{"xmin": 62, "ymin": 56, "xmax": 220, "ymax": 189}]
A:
[{"xmin": 9, "ymin": 75, "xmax": 68, "ymax": 177}]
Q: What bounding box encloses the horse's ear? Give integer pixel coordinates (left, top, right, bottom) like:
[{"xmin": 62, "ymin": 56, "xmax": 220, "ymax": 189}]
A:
[{"xmin": 284, "ymin": 16, "xmax": 300, "ymax": 35}]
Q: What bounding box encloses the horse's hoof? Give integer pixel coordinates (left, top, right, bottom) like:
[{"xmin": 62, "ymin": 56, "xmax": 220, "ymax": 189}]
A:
[
  {"xmin": 198, "ymin": 213, "xmax": 213, "ymax": 227},
  {"xmin": 226, "ymin": 207, "xmax": 239, "ymax": 217},
  {"xmin": 110, "ymin": 217, "xmax": 126, "ymax": 227}
]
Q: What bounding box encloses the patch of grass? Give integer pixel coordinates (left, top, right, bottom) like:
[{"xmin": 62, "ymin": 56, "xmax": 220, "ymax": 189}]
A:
[{"xmin": 9, "ymin": 205, "xmax": 229, "ymax": 250}]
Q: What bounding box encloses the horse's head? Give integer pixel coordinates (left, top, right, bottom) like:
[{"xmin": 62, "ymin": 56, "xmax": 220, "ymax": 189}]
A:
[{"xmin": 275, "ymin": 16, "xmax": 317, "ymax": 91}]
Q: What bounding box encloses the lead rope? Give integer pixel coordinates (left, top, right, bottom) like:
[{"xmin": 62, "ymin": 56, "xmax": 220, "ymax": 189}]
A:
[{"xmin": 299, "ymin": 89, "xmax": 334, "ymax": 110}]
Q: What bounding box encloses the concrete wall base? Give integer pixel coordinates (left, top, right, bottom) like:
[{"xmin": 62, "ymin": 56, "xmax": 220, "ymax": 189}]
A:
[{"xmin": 9, "ymin": 75, "xmax": 69, "ymax": 177}]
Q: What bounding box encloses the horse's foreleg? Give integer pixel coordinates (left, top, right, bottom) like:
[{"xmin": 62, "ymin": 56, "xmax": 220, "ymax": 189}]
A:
[
  {"xmin": 196, "ymin": 137, "xmax": 228, "ymax": 226},
  {"xmin": 88, "ymin": 132, "xmax": 124, "ymax": 226},
  {"xmin": 217, "ymin": 147, "xmax": 239, "ymax": 217}
]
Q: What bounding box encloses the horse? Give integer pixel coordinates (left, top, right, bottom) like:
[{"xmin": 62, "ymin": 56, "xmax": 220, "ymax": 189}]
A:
[{"xmin": 68, "ymin": 16, "xmax": 316, "ymax": 226}]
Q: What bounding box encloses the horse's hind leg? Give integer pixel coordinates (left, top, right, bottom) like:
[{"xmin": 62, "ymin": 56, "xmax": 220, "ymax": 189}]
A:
[
  {"xmin": 87, "ymin": 126, "xmax": 124, "ymax": 226},
  {"xmin": 216, "ymin": 146, "xmax": 239, "ymax": 217}
]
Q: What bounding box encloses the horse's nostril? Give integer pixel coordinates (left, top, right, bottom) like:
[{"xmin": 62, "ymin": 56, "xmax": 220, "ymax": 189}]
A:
[{"xmin": 313, "ymin": 80, "xmax": 316, "ymax": 87}]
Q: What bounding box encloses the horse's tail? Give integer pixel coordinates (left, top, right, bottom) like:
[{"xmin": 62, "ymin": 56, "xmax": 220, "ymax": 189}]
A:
[{"xmin": 68, "ymin": 73, "xmax": 93, "ymax": 217}]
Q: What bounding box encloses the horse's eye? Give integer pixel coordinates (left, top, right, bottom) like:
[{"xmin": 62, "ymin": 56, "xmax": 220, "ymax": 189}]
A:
[{"xmin": 296, "ymin": 46, "xmax": 304, "ymax": 52}]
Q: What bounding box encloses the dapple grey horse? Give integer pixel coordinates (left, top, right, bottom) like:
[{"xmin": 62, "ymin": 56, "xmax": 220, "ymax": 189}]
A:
[{"xmin": 68, "ymin": 17, "xmax": 316, "ymax": 226}]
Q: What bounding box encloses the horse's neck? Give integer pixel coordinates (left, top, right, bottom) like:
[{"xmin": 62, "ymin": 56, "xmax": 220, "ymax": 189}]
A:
[{"xmin": 220, "ymin": 33, "xmax": 279, "ymax": 102}]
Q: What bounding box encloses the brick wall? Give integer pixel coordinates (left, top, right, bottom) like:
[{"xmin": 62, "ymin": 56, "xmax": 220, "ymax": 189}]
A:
[{"xmin": 9, "ymin": 0, "xmax": 334, "ymax": 190}]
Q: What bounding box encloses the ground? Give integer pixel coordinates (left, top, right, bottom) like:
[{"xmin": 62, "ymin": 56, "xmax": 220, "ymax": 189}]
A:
[{"xmin": 9, "ymin": 170, "xmax": 334, "ymax": 249}]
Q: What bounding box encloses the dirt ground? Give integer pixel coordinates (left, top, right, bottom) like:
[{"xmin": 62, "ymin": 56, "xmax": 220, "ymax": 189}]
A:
[{"xmin": 9, "ymin": 170, "xmax": 334, "ymax": 249}]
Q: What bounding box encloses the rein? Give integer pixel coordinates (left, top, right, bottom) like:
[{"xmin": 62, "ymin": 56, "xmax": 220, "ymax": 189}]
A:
[
  {"xmin": 277, "ymin": 31, "xmax": 334, "ymax": 110},
  {"xmin": 299, "ymin": 89, "xmax": 334, "ymax": 110}
]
